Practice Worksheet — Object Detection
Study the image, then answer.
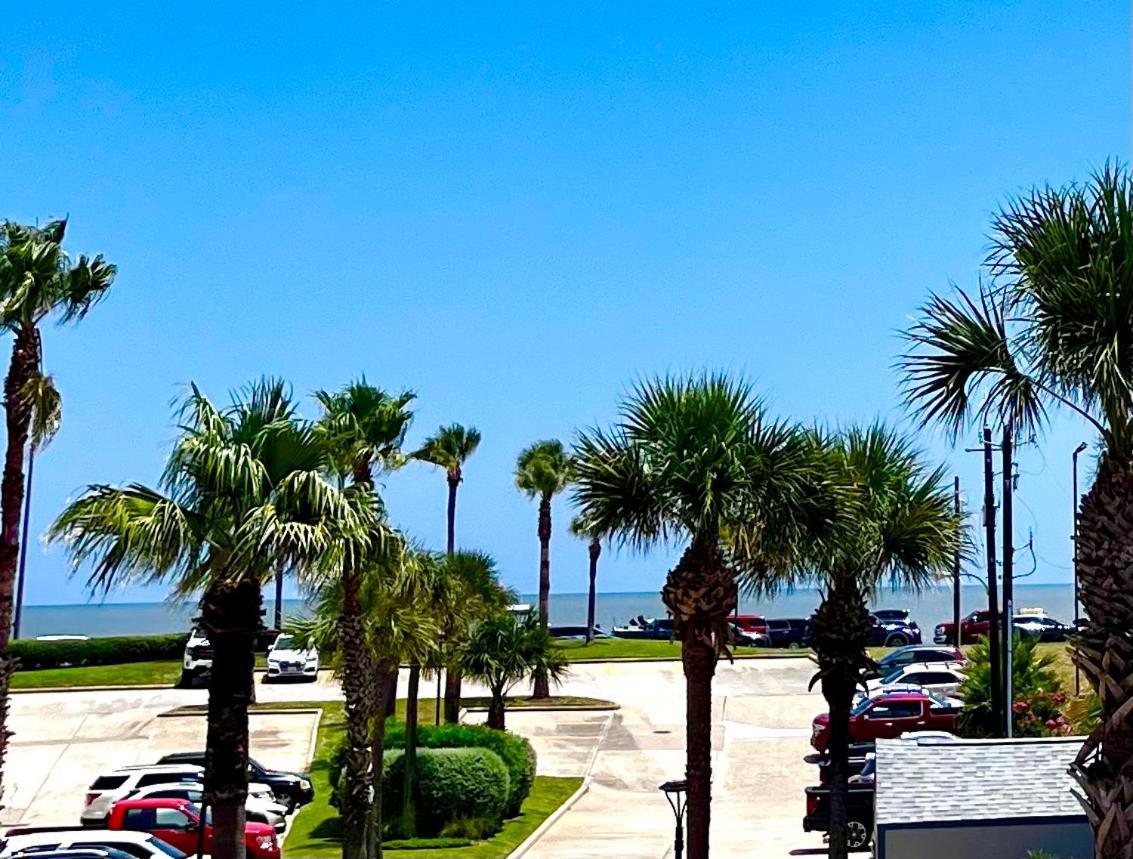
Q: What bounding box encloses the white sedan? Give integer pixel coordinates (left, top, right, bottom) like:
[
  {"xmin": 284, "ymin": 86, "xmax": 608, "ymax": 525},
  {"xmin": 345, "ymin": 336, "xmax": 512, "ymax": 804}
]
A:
[
  {"xmin": 862, "ymin": 661, "xmax": 967, "ymax": 700},
  {"xmin": 265, "ymin": 633, "xmax": 319, "ymax": 682}
]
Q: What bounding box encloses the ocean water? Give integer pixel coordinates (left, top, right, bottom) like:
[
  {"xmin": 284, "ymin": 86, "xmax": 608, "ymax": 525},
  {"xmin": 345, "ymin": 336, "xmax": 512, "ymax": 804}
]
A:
[{"xmin": 14, "ymin": 583, "xmax": 1078, "ymax": 639}]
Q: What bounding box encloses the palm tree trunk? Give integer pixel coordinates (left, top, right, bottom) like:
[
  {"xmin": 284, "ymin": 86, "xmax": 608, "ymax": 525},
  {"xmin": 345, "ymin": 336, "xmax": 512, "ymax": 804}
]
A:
[
  {"xmin": 443, "ymin": 672, "xmax": 462, "ymax": 724},
  {"xmin": 586, "ymin": 538, "xmax": 600, "ymax": 645},
  {"xmin": 370, "ymin": 662, "xmax": 393, "ymax": 859},
  {"xmin": 446, "ymin": 472, "xmax": 459, "ymax": 556},
  {"xmin": 1070, "ymin": 456, "xmax": 1133, "ymax": 859},
  {"xmin": 382, "ymin": 668, "xmax": 398, "ymax": 719},
  {"xmin": 808, "ymin": 580, "xmax": 874, "ymax": 859},
  {"xmin": 0, "ymin": 328, "xmax": 38, "ymax": 800},
  {"xmin": 401, "ymin": 662, "xmax": 422, "ymax": 837},
  {"xmin": 340, "ymin": 569, "xmax": 373, "ymax": 859},
  {"xmin": 488, "ymin": 687, "xmax": 506, "ymax": 730},
  {"xmin": 201, "ymin": 579, "xmax": 259, "ymax": 859},
  {"xmin": 682, "ymin": 634, "xmax": 714, "ymax": 859},
  {"xmin": 533, "ymin": 497, "xmax": 552, "ymax": 698}
]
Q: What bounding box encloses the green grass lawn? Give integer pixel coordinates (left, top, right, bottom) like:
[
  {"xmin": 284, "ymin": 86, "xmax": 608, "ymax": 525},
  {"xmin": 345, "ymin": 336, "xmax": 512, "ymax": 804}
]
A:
[
  {"xmin": 283, "ymin": 700, "xmax": 582, "ymax": 858},
  {"xmin": 556, "ymin": 637, "xmax": 795, "ymax": 661},
  {"xmin": 11, "ymin": 660, "xmax": 183, "ymax": 689},
  {"xmin": 461, "ymin": 695, "xmax": 617, "ymax": 710}
]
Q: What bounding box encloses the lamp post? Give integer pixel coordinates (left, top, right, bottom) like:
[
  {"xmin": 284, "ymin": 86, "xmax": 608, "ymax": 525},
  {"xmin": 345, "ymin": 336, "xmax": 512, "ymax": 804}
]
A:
[
  {"xmin": 1072, "ymin": 441, "xmax": 1087, "ymax": 696},
  {"xmin": 660, "ymin": 779, "xmax": 687, "ymax": 859}
]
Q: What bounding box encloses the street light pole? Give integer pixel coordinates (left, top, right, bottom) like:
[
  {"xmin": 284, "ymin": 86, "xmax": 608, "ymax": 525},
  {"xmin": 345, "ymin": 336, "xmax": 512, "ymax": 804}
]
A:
[
  {"xmin": 1002, "ymin": 426, "xmax": 1014, "ymax": 738},
  {"xmin": 953, "ymin": 477, "xmax": 961, "ymax": 648},
  {"xmin": 660, "ymin": 780, "xmax": 687, "ymax": 859},
  {"xmin": 1072, "ymin": 441, "xmax": 1087, "ymax": 697},
  {"xmin": 983, "ymin": 427, "xmax": 1002, "ymax": 736}
]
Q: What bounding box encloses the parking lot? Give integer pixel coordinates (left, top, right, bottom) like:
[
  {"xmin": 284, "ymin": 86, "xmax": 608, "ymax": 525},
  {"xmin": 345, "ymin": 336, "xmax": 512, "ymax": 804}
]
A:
[{"xmin": 2, "ymin": 657, "xmax": 828, "ymax": 858}]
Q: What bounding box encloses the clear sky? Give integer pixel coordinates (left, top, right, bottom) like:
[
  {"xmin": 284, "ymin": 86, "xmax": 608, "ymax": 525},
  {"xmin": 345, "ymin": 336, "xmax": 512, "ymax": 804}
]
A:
[{"xmin": 0, "ymin": 1, "xmax": 1128, "ymax": 606}]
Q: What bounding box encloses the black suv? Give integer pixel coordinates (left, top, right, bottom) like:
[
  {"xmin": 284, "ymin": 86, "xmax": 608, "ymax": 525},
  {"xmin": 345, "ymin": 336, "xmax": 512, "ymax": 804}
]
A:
[
  {"xmin": 765, "ymin": 618, "xmax": 810, "ymax": 648},
  {"xmin": 868, "ymin": 612, "xmax": 921, "ymax": 647},
  {"xmin": 156, "ymin": 752, "xmax": 314, "ymax": 808}
]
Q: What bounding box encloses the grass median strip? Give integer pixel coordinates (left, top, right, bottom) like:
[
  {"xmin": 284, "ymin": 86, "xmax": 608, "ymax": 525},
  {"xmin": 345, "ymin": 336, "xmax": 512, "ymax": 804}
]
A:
[{"xmin": 283, "ymin": 700, "xmax": 582, "ymax": 858}]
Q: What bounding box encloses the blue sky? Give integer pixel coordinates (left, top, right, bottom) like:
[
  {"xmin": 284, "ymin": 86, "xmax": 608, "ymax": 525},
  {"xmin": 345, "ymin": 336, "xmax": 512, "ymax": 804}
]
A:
[{"xmin": 0, "ymin": 1, "xmax": 1128, "ymax": 606}]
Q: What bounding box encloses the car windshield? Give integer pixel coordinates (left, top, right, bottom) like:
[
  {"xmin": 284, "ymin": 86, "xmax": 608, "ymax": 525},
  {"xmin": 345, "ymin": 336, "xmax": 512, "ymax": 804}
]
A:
[
  {"xmin": 275, "ymin": 635, "xmax": 294, "ymax": 650},
  {"xmin": 148, "ymin": 836, "xmax": 190, "ymax": 858},
  {"xmin": 924, "ymin": 689, "xmax": 949, "ymax": 706},
  {"xmin": 881, "ymin": 667, "xmax": 907, "ymax": 685},
  {"xmin": 184, "ymin": 802, "xmax": 213, "ymax": 824},
  {"xmin": 851, "ymin": 696, "xmax": 875, "ymax": 716}
]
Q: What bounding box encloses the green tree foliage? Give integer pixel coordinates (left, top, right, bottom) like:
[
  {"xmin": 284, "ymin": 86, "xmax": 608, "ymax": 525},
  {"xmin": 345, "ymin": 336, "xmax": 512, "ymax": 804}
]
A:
[
  {"xmin": 958, "ymin": 635, "xmax": 1063, "ymax": 737},
  {"xmin": 380, "ymin": 748, "xmax": 510, "ymax": 838}
]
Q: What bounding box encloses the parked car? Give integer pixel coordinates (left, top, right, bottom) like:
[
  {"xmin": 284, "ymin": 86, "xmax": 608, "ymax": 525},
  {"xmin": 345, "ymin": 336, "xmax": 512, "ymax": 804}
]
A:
[
  {"xmin": 862, "ymin": 662, "xmax": 967, "ymax": 699},
  {"xmin": 82, "ymin": 782, "xmax": 286, "ymax": 832},
  {"xmin": 732, "ymin": 615, "xmax": 770, "ymax": 637},
  {"xmin": 549, "ymin": 625, "xmax": 613, "ymax": 640},
  {"xmin": 155, "ymin": 753, "xmax": 314, "ymax": 808},
  {"xmin": 729, "ymin": 623, "xmax": 770, "ymax": 647},
  {"xmin": 84, "ymin": 766, "xmax": 207, "ymax": 810},
  {"xmin": 872, "ymin": 608, "xmax": 913, "ymax": 624},
  {"xmin": 611, "ymin": 616, "xmax": 674, "ymax": 640},
  {"xmin": 179, "ymin": 627, "xmax": 212, "ymax": 687},
  {"xmin": 264, "ymin": 633, "xmax": 319, "ymax": 682},
  {"xmin": 107, "ymin": 799, "xmax": 278, "ymax": 859},
  {"xmin": 807, "ymin": 742, "xmax": 876, "ymax": 785},
  {"xmin": 1012, "ymin": 615, "xmax": 1074, "ymax": 642},
  {"xmin": 810, "ymin": 690, "xmax": 962, "ymax": 752},
  {"xmin": 4, "ymin": 850, "xmax": 139, "ymax": 859},
  {"xmin": 765, "ymin": 618, "xmax": 810, "ymax": 648},
  {"xmin": 0, "ymin": 829, "xmax": 194, "ymax": 859},
  {"xmin": 869, "ymin": 644, "xmax": 964, "ymax": 678},
  {"xmin": 868, "ymin": 613, "xmax": 921, "ymax": 647},
  {"xmin": 803, "ymin": 783, "xmax": 874, "ymax": 850}
]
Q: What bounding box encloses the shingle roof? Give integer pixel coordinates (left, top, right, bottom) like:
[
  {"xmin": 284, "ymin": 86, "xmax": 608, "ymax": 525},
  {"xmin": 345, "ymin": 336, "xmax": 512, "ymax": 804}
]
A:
[{"xmin": 875, "ymin": 736, "xmax": 1084, "ymax": 825}]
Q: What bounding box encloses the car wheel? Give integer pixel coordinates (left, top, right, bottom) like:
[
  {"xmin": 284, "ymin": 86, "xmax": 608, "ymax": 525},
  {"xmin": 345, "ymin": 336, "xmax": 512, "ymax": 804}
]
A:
[
  {"xmin": 846, "ymin": 820, "xmax": 870, "ymax": 850},
  {"xmin": 788, "ymin": 641, "xmax": 801, "ymax": 650},
  {"xmin": 885, "ymin": 634, "xmax": 909, "ymax": 647},
  {"xmin": 176, "ymin": 669, "xmax": 193, "ymax": 689}
]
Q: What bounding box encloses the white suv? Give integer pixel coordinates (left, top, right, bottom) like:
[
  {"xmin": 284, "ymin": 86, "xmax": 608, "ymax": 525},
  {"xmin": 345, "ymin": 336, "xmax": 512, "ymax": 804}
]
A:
[
  {"xmin": 84, "ymin": 766, "xmax": 205, "ymax": 810},
  {"xmin": 0, "ymin": 829, "xmax": 200, "ymax": 858},
  {"xmin": 179, "ymin": 628, "xmax": 212, "ymax": 687},
  {"xmin": 81, "ymin": 780, "xmax": 286, "ymax": 831},
  {"xmin": 265, "ymin": 633, "xmax": 318, "ymax": 682}
]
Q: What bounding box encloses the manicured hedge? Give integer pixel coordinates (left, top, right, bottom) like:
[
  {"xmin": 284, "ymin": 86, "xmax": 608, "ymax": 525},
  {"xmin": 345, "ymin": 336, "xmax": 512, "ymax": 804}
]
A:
[
  {"xmin": 381, "ymin": 747, "xmax": 510, "ymax": 837},
  {"xmin": 10, "ymin": 634, "xmax": 189, "ymax": 670},
  {"xmin": 385, "ymin": 721, "xmax": 537, "ymax": 818}
]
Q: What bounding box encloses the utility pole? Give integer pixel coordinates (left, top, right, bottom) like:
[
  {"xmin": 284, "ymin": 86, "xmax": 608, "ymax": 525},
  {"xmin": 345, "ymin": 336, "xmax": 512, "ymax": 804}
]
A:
[
  {"xmin": 953, "ymin": 477, "xmax": 961, "ymax": 648},
  {"xmin": 1002, "ymin": 426, "xmax": 1014, "ymax": 738},
  {"xmin": 1073, "ymin": 442, "xmax": 1088, "ymax": 696},
  {"xmin": 983, "ymin": 427, "xmax": 1002, "ymax": 737}
]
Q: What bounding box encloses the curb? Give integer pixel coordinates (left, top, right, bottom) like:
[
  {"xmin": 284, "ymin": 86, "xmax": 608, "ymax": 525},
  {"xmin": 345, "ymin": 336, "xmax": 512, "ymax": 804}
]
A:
[
  {"xmin": 11, "ymin": 683, "xmax": 172, "ymax": 694},
  {"xmin": 508, "ymin": 711, "xmax": 613, "ymax": 858},
  {"xmin": 464, "ymin": 704, "xmax": 620, "ymax": 713},
  {"xmin": 564, "ymin": 651, "xmax": 812, "ymax": 664},
  {"xmin": 158, "ymin": 706, "xmax": 324, "ymax": 718}
]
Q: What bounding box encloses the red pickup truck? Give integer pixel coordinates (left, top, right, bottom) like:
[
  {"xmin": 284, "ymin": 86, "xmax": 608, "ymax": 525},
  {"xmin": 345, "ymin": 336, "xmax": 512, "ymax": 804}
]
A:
[
  {"xmin": 933, "ymin": 609, "xmax": 999, "ymax": 644},
  {"xmin": 810, "ymin": 691, "xmax": 961, "ymax": 751},
  {"xmin": 108, "ymin": 797, "xmax": 280, "ymax": 859}
]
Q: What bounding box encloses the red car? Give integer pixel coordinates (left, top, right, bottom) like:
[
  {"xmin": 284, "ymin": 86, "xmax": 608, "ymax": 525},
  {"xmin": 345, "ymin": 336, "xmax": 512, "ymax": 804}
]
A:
[
  {"xmin": 933, "ymin": 609, "xmax": 999, "ymax": 644},
  {"xmin": 810, "ymin": 691, "xmax": 961, "ymax": 752},
  {"xmin": 733, "ymin": 614, "xmax": 770, "ymax": 636},
  {"xmin": 108, "ymin": 797, "xmax": 280, "ymax": 859}
]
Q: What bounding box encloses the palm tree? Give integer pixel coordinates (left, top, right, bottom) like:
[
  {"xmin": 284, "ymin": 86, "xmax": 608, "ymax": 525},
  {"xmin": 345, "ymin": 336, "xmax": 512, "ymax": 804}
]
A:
[
  {"xmin": 435, "ymin": 551, "xmax": 514, "ymax": 722},
  {"xmin": 461, "ymin": 612, "xmax": 567, "ymax": 729},
  {"xmin": 898, "ymin": 165, "xmax": 1133, "ymax": 858},
  {"xmin": 413, "ymin": 424, "xmax": 482, "ymax": 717},
  {"xmin": 51, "ymin": 380, "xmax": 372, "ymax": 859},
  {"xmin": 514, "ymin": 439, "xmax": 572, "ymax": 698},
  {"xmin": 571, "ymin": 375, "xmax": 821, "ymax": 859},
  {"xmin": 569, "ymin": 517, "xmax": 602, "ymax": 644},
  {"xmin": 314, "ymin": 379, "xmax": 415, "ymax": 858},
  {"xmin": 413, "ymin": 423, "xmax": 481, "ymax": 555},
  {"xmin": 0, "ymin": 219, "xmax": 114, "ymax": 793},
  {"xmin": 763, "ymin": 426, "xmax": 961, "ymax": 859}
]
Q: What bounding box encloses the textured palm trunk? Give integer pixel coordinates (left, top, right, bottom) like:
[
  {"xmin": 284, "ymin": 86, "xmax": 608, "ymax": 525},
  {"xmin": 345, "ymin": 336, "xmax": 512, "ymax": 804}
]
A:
[
  {"xmin": 586, "ymin": 538, "xmax": 600, "ymax": 645},
  {"xmin": 443, "ymin": 672, "xmax": 462, "ymax": 724},
  {"xmin": 200, "ymin": 579, "xmax": 259, "ymax": 859},
  {"xmin": 340, "ymin": 569, "xmax": 373, "ymax": 859},
  {"xmin": 533, "ymin": 497, "xmax": 552, "ymax": 699},
  {"xmin": 487, "ymin": 687, "xmax": 506, "ymax": 730},
  {"xmin": 1070, "ymin": 456, "xmax": 1133, "ymax": 859},
  {"xmin": 662, "ymin": 539, "xmax": 737, "ymax": 859},
  {"xmin": 808, "ymin": 581, "xmax": 873, "ymax": 859},
  {"xmin": 446, "ymin": 471, "xmax": 459, "ymax": 556},
  {"xmin": 401, "ymin": 662, "xmax": 422, "ymax": 837},
  {"xmin": 382, "ymin": 668, "xmax": 398, "ymax": 719},
  {"xmin": 0, "ymin": 328, "xmax": 38, "ymax": 802}
]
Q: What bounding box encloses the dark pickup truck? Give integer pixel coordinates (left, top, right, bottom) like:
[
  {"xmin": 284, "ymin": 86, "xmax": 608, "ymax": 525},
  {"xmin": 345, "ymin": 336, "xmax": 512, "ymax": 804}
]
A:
[{"xmin": 803, "ymin": 784, "xmax": 875, "ymax": 850}]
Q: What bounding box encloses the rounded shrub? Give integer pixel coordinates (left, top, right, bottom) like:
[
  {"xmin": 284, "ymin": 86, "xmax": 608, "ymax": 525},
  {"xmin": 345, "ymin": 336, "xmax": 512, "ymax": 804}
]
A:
[
  {"xmin": 384, "ymin": 721, "xmax": 536, "ymax": 817},
  {"xmin": 381, "ymin": 747, "xmax": 510, "ymax": 837},
  {"xmin": 10, "ymin": 634, "xmax": 189, "ymax": 670}
]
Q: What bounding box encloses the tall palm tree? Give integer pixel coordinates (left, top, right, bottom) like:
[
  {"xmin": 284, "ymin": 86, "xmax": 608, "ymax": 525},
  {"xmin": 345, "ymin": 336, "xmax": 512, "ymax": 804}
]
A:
[
  {"xmin": 569, "ymin": 517, "xmax": 602, "ymax": 644},
  {"xmin": 51, "ymin": 380, "xmax": 372, "ymax": 859},
  {"xmin": 314, "ymin": 379, "xmax": 415, "ymax": 859},
  {"xmin": 413, "ymin": 423, "xmax": 481, "ymax": 555},
  {"xmin": 572, "ymin": 375, "xmax": 822, "ymax": 859},
  {"xmin": 413, "ymin": 424, "xmax": 482, "ymax": 717},
  {"xmin": 897, "ymin": 164, "xmax": 1133, "ymax": 859},
  {"xmin": 515, "ymin": 439, "xmax": 572, "ymax": 698},
  {"xmin": 761, "ymin": 426, "xmax": 961, "ymax": 859},
  {"xmin": 0, "ymin": 219, "xmax": 114, "ymax": 794}
]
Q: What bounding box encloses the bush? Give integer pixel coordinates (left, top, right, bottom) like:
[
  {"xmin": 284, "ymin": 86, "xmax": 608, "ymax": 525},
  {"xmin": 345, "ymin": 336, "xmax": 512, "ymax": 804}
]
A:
[
  {"xmin": 439, "ymin": 817, "xmax": 499, "ymax": 840},
  {"xmin": 385, "ymin": 721, "xmax": 537, "ymax": 817},
  {"xmin": 382, "ymin": 747, "xmax": 510, "ymax": 837},
  {"xmin": 958, "ymin": 635, "xmax": 1063, "ymax": 737},
  {"xmin": 10, "ymin": 634, "xmax": 189, "ymax": 670}
]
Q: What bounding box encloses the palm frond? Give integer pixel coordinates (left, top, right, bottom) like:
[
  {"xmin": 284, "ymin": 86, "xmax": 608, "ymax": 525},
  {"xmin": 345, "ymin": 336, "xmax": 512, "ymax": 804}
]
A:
[
  {"xmin": 514, "ymin": 439, "xmax": 573, "ymax": 499},
  {"xmin": 20, "ymin": 369, "xmax": 62, "ymax": 449}
]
